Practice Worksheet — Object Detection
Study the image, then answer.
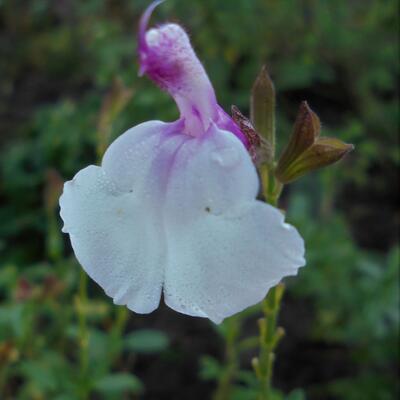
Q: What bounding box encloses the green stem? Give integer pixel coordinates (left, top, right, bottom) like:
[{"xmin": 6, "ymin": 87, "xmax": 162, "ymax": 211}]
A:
[
  {"xmin": 113, "ymin": 306, "xmax": 128, "ymax": 340},
  {"xmin": 253, "ymin": 285, "xmax": 285, "ymax": 400},
  {"xmin": 213, "ymin": 316, "xmax": 241, "ymax": 400},
  {"xmin": 250, "ymin": 64, "xmax": 288, "ymax": 399},
  {"xmin": 251, "ymin": 164, "xmax": 285, "ymax": 399},
  {"xmin": 109, "ymin": 306, "xmax": 129, "ymax": 363},
  {"xmin": 261, "ymin": 164, "xmax": 282, "ymax": 207},
  {"xmin": 77, "ymin": 270, "xmax": 89, "ymax": 399}
]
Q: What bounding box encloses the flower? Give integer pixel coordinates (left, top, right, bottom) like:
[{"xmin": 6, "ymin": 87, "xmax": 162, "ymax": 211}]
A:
[{"xmin": 59, "ymin": 1, "xmax": 305, "ymax": 324}]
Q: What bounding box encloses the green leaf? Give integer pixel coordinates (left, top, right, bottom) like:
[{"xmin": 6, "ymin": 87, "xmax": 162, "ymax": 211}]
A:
[
  {"xmin": 231, "ymin": 386, "xmax": 261, "ymax": 400},
  {"xmin": 18, "ymin": 352, "xmax": 73, "ymax": 393},
  {"xmin": 94, "ymin": 373, "xmax": 143, "ymax": 395},
  {"xmin": 199, "ymin": 356, "xmax": 222, "ymax": 380},
  {"xmin": 286, "ymin": 389, "xmax": 307, "ymax": 400},
  {"xmin": 0, "ymin": 264, "xmax": 18, "ymax": 291},
  {"xmin": 124, "ymin": 329, "xmax": 169, "ymax": 354}
]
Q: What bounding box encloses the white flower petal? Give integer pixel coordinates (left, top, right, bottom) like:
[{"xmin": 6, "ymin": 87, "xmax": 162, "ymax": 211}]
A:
[
  {"xmin": 60, "ymin": 121, "xmax": 187, "ymax": 314},
  {"xmin": 60, "ymin": 165, "xmax": 165, "ymax": 313},
  {"xmin": 60, "ymin": 123, "xmax": 180, "ymax": 313},
  {"xmin": 163, "ymin": 129, "xmax": 305, "ymax": 323},
  {"xmin": 102, "ymin": 120, "xmax": 169, "ymax": 192},
  {"xmin": 162, "ymin": 126, "xmax": 259, "ymax": 220}
]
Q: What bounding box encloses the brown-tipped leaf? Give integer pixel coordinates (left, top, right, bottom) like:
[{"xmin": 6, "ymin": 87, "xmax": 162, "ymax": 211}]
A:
[
  {"xmin": 276, "ymin": 137, "xmax": 354, "ymax": 183},
  {"xmin": 276, "ymin": 101, "xmax": 321, "ymax": 179},
  {"xmin": 250, "ymin": 65, "xmax": 276, "ymax": 155}
]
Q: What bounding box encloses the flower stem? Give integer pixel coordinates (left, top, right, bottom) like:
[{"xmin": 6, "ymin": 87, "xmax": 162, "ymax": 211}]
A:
[
  {"xmin": 252, "ymin": 285, "xmax": 285, "ymax": 400},
  {"xmin": 109, "ymin": 306, "xmax": 129, "ymax": 363},
  {"xmin": 252, "ymin": 165, "xmax": 286, "ymax": 399},
  {"xmin": 213, "ymin": 316, "xmax": 241, "ymax": 400},
  {"xmin": 76, "ymin": 269, "xmax": 90, "ymax": 399},
  {"xmin": 260, "ymin": 164, "xmax": 282, "ymax": 207}
]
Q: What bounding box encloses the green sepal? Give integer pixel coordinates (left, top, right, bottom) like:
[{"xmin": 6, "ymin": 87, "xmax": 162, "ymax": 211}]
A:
[
  {"xmin": 276, "ymin": 102, "xmax": 354, "ymax": 183},
  {"xmin": 250, "ymin": 65, "xmax": 276, "ymax": 157}
]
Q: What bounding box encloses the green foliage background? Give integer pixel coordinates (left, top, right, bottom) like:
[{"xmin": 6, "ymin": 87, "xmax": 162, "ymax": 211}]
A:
[{"xmin": 0, "ymin": 0, "xmax": 398, "ymax": 399}]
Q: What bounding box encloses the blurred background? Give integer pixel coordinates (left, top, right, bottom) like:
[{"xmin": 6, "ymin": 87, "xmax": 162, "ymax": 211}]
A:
[{"xmin": 0, "ymin": 0, "xmax": 398, "ymax": 399}]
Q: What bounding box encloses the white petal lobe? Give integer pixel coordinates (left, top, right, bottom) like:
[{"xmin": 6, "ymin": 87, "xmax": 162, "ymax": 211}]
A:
[
  {"xmin": 163, "ymin": 129, "xmax": 305, "ymax": 323},
  {"xmin": 60, "ymin": 165, "xmax": 166, "ymax": 313},
  {"xmin": 60, "ymin": 121, "xmax": 186, "ymax": 314}
]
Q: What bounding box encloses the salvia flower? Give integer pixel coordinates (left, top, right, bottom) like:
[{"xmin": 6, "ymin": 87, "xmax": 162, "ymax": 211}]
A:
[{"xmin": 59, "ymin": 1, "xmax": 305, "ymax": 323}]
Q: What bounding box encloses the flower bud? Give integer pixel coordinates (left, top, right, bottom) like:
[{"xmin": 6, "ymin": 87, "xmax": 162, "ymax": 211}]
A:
[
  {"xmin": 251, "ymin": 357, "xmax": 262, "ymax": 378},
  {"xmin": 250, "ymin": 66, "xmax": 276, "ymax": 156},
  {"xmin": 275, "ymin": 102, "xmax": 354, "ymax": 183}
]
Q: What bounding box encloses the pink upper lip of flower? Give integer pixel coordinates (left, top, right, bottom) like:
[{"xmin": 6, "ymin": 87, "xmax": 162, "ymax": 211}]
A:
[
  {"xmin": 137, "ymin": 0, "xmax": 249, "ymax": 147},
  {"xmin": 137, "ymin": 0, "xmax": 162, "ymax": 67},
  {"xmin": 138, "ymin": 0, "xmax": 170, "ymax": 78}
]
